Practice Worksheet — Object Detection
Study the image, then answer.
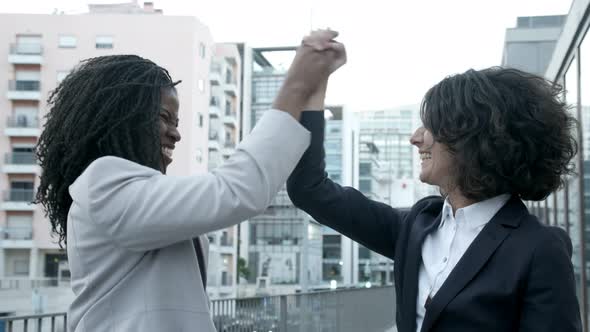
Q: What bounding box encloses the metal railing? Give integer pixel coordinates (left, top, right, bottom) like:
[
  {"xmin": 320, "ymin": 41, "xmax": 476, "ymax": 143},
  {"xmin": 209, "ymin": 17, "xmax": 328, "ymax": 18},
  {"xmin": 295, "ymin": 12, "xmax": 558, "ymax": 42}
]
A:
[
  {"xmin": 210, "ymin": 286, "xmax": 396, "ymax": 331},
  {"xmin": 6, "ymin": 117, "xmax": 39, "ymax": 129},
  {"xmin": 5, "ymin": 152, "xmax": 36, "ymax": 165},
  {"xmin": 8, "ymin": 80, "xmax": 40, "ymax": 92},
  {"xmin": 0, "ymin": 278, "xmax": 59, "ymax": 290},
  {"xmin": 9, "ymin": 43, "xmax": 43, "ymax": 55},
  {"xmin": 2, "ymin": 227, "xmax": 32, "ymax": 240},
  {"xmin": 0, "ymin": 312, "xmax": 66, "ymax": 332},
  {"xmin": 0, "ymin": 286, "xmax": 395, "ymax": 332},
  {"xmin": 3, "ymin": 189, "xmax": 34, "ymax": 202}
]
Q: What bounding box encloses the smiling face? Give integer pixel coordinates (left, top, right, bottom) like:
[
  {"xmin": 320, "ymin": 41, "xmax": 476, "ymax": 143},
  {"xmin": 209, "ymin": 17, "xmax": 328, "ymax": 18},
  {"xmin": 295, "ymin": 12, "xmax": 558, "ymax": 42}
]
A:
[
  {"xmin": 158, "ymin": 88, "xmax": 181, "ymax": 173},
  {"xmin": 410, "ymin": 126, "xmax": 455, "ymax": 191}
]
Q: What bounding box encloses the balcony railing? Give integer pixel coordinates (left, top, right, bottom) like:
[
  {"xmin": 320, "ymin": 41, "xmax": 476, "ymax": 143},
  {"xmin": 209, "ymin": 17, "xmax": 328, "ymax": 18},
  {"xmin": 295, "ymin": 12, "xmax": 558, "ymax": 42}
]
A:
[
  {"xmin": 4, "ymin": 189, "xmax": 34, "ymax": 202},
  {"xmin": 0, "ymin": 278, "xmax": 59, "ymax": 291},
  {"xmin": 9, "ymin": 43, "xmax": 43, "ymax": 55},
  {"xmin": 6, "ymin": 116, "xmax": 39, "ymax": 129},
  {"xmin": 8, "ymin": 80, "xmax": 40, "ymax": 92},
  {"xmin": 0, "ymin": 286, "xmax": 396, "ymax": 332},
  {"xmin": 2, "ymin": 226, "xmax": 32, "ymax": 240},
  {"xmin": 5, "ymin": 152, "xmax": 36, "ymax": 165}
]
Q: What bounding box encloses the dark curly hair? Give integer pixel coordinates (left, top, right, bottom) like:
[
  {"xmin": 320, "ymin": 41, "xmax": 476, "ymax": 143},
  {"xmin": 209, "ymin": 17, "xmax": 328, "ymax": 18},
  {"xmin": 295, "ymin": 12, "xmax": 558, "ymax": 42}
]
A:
[
  {"xmin": 420, "ymin": 67, "xmax": 577, "ymax": 201},
  {"xmin": 35, "ymin": 55, "xmax": 180, "ymax": 247}
]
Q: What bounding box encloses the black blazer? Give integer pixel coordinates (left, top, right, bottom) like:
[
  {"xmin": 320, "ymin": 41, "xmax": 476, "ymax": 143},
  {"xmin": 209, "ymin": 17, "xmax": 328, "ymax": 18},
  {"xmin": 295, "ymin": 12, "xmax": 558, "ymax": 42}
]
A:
[{"xmin": 286, "ymin": 112, "xmax": 582, "ymax": 332}]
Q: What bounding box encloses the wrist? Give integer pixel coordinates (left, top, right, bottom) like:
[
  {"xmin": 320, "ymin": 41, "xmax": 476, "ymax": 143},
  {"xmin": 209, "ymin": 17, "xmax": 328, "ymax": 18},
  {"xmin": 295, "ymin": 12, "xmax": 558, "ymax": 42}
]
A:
[
  {"xmin": 305, "ymin": 80, "xmax": 328, "ymax": 111},
  {"xmin": 272, "ymin": 82, "xmax": 309, "ymax": 120}
]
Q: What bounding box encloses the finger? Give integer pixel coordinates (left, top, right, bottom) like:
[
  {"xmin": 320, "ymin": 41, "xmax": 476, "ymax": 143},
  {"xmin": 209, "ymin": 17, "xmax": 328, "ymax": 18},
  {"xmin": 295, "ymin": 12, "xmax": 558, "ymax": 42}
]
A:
[
  {"xmin": 317, "ymin": 29, "xmax": 338, "ymax": 40},
  {"xmin": 327, "ymin": 41, "xmax": 345, "ymax": 52},
  {"xmin": 302, "ymin": 37, "xmax": 331, "ymax": 51}
]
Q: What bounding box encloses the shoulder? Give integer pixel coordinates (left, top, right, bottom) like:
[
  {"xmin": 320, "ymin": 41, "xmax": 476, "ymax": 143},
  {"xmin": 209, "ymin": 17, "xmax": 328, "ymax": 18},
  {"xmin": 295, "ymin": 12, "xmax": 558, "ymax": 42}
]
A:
[
  {"xmin": 410, "ymin": 195, "xmax": 444, "ymax": 216},
  {"xmin": 69, "ymin": 156, "xmax": 160, "ymax": 199},
  {"xmin": 518, "ymin": 215, "xmax": 573, "ymax": 260}
]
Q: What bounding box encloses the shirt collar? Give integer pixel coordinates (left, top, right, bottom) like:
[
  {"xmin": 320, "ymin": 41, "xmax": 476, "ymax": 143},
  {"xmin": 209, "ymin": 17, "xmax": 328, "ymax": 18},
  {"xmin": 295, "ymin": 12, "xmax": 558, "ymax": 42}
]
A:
[{"xmin": 440, "ymin": 194, "xmax": 511, "ymax": 229}]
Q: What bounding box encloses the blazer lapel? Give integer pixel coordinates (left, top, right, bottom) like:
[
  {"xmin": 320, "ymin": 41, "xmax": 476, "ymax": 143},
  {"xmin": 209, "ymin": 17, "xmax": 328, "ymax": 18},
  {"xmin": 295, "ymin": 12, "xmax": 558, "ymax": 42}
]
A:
[
  {"xmin": 420, "ymin": 196, "xmax": 526, "ymax": 332},
  {"xmin": 401, "ymin": 206, "xmax": 442, "ymax": 332}
]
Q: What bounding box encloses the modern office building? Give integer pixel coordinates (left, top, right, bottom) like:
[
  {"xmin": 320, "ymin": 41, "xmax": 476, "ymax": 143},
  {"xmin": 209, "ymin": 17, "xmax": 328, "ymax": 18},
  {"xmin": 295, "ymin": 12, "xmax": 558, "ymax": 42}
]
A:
[
  {"xmin": 205, "ymin": 43, "xmax": 243, "ymax": 299},
  {"xmin": 517, "ymin": 4, "xmax": 590, "ymax": 330},
  {"xmin": 501, "ymin": 15, "xmax": 567, "ymax": 75}
]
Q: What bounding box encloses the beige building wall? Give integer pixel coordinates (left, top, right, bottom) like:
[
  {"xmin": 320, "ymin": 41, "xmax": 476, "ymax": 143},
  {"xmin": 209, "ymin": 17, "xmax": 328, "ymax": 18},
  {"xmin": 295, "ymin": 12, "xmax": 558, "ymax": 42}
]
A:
[{"xmin": 0, "ymin": 6, "xmax": 213, "ymax": 280}]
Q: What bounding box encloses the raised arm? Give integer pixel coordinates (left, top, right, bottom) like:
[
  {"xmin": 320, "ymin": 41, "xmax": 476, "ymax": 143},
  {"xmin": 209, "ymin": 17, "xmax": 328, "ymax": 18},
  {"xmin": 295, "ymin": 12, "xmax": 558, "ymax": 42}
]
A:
[
  {"xmin": 69, "ymin": 30, "xmax": 347, "ymax": 252},
  {"xmin": 287, "ymin": 110, "xmax": 408, "ymax": 259}
]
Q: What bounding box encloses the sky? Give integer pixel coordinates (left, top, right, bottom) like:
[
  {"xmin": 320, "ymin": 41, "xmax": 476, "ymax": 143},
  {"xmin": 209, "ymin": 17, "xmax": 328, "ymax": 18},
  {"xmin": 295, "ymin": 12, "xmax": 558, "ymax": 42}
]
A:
[{"xmin": 0, "ymin": 0, "xmax": 574, "ymax": 110}]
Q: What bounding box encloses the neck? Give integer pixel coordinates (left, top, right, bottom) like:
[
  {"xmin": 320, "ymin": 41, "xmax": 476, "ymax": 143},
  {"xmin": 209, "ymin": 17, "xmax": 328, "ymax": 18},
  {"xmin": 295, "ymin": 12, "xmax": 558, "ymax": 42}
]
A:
[{"xmin": 446, "ymin": 190, "xmax": 477, "ymax": 216}]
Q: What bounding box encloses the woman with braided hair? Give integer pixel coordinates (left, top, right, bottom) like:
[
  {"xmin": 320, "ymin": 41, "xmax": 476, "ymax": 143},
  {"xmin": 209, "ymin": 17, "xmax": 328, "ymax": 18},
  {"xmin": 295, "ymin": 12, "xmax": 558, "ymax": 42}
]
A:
[{"xmin": 35, "ymin": 30, "xmax": 346, "ymax": 332}]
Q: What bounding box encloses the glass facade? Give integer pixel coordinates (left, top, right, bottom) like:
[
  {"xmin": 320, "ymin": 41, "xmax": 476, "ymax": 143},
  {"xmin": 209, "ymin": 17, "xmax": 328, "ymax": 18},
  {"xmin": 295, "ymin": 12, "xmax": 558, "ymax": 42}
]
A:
[
  {"xmin": 322, "ymin": 118, "xmax": 344, "ymax": 283},
  {"xmin": 528, "ymin": 5, "xmax": 590, "ymax": 327},
  {"xmin": 245, "ymin": 48, "xmax": 323, "ymax": 289}
]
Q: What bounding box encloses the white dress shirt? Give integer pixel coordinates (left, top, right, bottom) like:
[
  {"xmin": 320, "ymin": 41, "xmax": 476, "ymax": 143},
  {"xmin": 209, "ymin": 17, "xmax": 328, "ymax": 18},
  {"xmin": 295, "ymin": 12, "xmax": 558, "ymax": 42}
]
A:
[{"xmin": 415, "ymin": 194, "xmax": 511, "ymax": 332}]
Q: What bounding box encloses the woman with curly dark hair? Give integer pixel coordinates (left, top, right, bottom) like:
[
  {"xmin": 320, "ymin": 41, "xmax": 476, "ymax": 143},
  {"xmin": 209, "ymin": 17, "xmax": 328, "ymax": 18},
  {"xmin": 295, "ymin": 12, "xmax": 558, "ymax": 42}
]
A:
[
  {"xmin": 287, "ymin": 67, "xmax": 582, "ymax": 332},
  {"xmin": 35, "ymin": 30, "xmax": 346, "ymax": 332}
]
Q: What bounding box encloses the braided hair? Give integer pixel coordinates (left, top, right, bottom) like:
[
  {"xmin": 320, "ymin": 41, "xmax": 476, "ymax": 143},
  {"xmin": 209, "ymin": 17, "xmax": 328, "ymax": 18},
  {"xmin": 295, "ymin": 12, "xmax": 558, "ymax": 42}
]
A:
[{"xmin": 35, "ymin": 54, "xmax": 180, "ymax": 247}]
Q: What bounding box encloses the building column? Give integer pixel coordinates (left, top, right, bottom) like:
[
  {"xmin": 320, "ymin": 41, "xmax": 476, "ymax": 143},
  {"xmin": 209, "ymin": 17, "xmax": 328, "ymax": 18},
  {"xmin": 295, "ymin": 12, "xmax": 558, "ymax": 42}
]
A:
[
  {"xmin": 0, "ymin": 249, "xmax": 5, "ymax": 277},
  {"xmin": 29, "ymin": 247, "xmax": 38, "ymax": 278},
  {"xmin": 341, "ymin": 236, "xmax": 353, "ymax": 285}
]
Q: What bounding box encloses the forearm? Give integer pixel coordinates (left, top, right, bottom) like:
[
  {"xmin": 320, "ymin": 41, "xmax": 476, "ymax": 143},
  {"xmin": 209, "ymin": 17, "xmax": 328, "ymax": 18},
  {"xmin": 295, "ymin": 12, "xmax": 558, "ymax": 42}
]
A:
[
  {"xmin": 272, "ymin": 80, "xmax": 309, "ymax": 121},
  {"xmin": 287, "ymin": 112, "xmax": 402, "ymax": 258}
]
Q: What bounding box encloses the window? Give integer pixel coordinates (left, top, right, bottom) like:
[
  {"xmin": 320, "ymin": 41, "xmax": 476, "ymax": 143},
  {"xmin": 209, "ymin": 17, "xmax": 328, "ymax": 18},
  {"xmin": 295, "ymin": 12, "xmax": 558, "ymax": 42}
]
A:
[
  {"xmin": 199, "ymin": 43, "xmax": 206, "ymax": 59},
  {"xmin": 14, "ymin": 259, "xmax": 29, "ymax": 276},
  {"xmin": 358, "ymin": 245, "xmax": 371, "ymax": 259},
  {"xmin": 96, "ymin": 35, "xmax": 113, "ymax": 49},
  {"xmin": 359, "ymin": 179, "xmax": 371, "ymax": 193},
  {"xmin": 58, "ymin": 35, "xmax": 77, "ymax": 48},
  {"xmin": 198, "ymin": 79, "xmax": 205, "ymax": 93},
  {"xmin": 195, "ymin": 148, "xmax": 202, "ymax": 163},
  {"xmin": 10, "ymin": 181, "xmax": 34, "ymax": 201},
  {"xmin": 225, "ymin": 100, "xmax": 232, "ymax": 116},
  {"xmin": 7, "ymin": 215, "xmax": 33, "ymax": 240},
  {"xmin": 14, "ymin": 35, "xmax": 42, "ymax": 55},
  {"xmin": 225, "ymin": 69, "xmax": 233, "ymax": 84},
  {"xmin": 13, "ymin": 106, "xmax": 38, "ymax": 128},
  {"xmin": 359, "ymin": 162, "xmax": 372, "ymax": 176},
  {"xmin": 11, "ymin": 146, "xmax": 35, "ymax": 164},
  {"xmin": 199, "ymin": 114, "xmax": 204, "ymax": 127},
  {"xmin": 14, "ymin": 70, "xmax": 41, "ymax": 91}
]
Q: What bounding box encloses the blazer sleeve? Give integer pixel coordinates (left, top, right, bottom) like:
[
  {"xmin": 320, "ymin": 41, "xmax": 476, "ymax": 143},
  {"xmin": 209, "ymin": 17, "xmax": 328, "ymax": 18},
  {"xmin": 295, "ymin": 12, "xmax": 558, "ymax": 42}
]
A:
[
  {"xmin": 70, "ymin": 110, "xmax": 310, "ymax": 252},
  {"xmin": 287, "ymin": 111, "xmax": 407, "ymax": 259},
  {"xmin": 518, "ymin": 226, "xmax": 582, "ymax": 332}
]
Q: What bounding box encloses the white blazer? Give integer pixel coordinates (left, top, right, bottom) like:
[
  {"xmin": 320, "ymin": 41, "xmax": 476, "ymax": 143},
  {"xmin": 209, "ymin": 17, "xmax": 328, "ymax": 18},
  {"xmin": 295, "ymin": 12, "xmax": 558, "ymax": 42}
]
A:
[{"xmin": 66, "ymin": 110, "xmax": 310, "ymax": 331}]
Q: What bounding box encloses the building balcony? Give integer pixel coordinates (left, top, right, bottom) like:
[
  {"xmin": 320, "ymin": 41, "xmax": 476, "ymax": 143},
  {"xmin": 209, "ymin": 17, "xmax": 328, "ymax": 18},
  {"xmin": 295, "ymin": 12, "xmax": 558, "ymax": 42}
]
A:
[
  {"xmin": 208, "ymin": 140, "xmax": 221, "ymax": 151},
  {"xmin": 1, "ymin": 226, "xmax": 33, "ymax": 248},
  {"xmin": 209, "ymin": 103, "xmax": 221, "ymax": 118},
  {"xmin": 3, "ymin": 152, "xmax": 39, "ymax": 174},
  {"xmin": 8, "ymin": 43, "xmax": 43, "ymax": 65},
  {"xmin": 223, "ymin": 80, "xmax": 237, "ymax": 97},
  {"xmin": 210, "ymin": 67, "xmax": 222, "ymax": 86},
  {"xmin": 223, "ymin": 113, "xmax": 238, "ymax": 128},
  {"xmin": 5, "ymin": 116, "xmax": 40, "ymax": 137},
  {"xmin": 7, "ymin": 80, "xmax": 41, "ymax": 100},
  {"xmin": 1, "ymin": 189, "xmax": 35, "ymax": 211},
  {"xmin": 222, "ymin": 142, "xmax": 235, "ymax": 156}
]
